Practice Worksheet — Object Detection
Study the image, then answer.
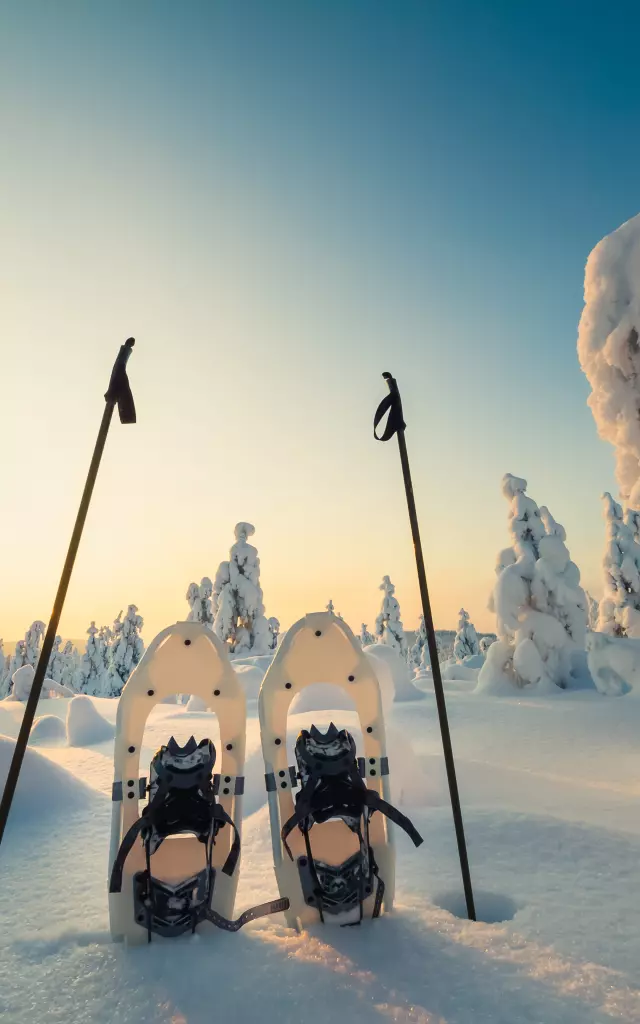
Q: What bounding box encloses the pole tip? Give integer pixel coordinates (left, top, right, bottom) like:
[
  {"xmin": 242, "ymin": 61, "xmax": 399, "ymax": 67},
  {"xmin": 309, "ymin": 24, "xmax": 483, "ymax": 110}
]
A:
[
  {"xmin": 382, "ymin": 371, "xmax": 392, "ymax": 380},
  {"xmin": 125, "ymin": 338, "xmax": 135, "ymax": 349}
]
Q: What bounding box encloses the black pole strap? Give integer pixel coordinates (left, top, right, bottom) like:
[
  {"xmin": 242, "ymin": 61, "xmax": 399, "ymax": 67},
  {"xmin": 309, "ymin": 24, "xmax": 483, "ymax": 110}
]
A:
[
  {"xmin": 373, "ymin": 372, "xmax": 476, "ymax": 922},
  {"xmin": 0, "ymin": 339, "xmax": 137, "ymax": 851}
]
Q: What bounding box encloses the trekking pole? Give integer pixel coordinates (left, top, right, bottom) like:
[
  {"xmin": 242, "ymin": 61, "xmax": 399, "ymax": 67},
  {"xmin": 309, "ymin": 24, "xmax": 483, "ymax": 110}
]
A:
[
  {"xmin": 374, "ymin": 372, "xmax": 476, "ymax": 921},
  {"xmin": 0, "ymin": 339, "xmax": 137, "ymax": 849}
]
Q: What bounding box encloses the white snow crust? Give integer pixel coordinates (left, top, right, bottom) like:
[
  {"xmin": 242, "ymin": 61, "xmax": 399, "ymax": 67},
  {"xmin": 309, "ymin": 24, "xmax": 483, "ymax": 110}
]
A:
[{"xmin": 66, "ymin": 695, "xmax": 116, "ymax": 747}]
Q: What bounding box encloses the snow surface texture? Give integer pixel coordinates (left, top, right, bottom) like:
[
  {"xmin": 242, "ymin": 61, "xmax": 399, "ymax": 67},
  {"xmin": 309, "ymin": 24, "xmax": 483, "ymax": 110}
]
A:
[
  {"xmin": 1, "ymin": 685, "xmax": 640, "ymax": 1023},
  {"xmin": 587, "ymin": 631, "xmax": 640, "ymax": 696},
  {"xmin": 578, "ymin": 211, "xmax": 640, "ymax": 506},
  {"xmin": 453, "ymin": 608, "xmax": 480, "ymax": 661},
  {"xmin": 374, "ymin": 575, "xmax": 408, "ymax": 657},
  {"xmin": 29, "ymin": 714, "xmax": 67, "ymax": 746},
  {"xmin": 66, "ymin": 695, "xmax": 116, "ymax": 747},
  {"xmin": 597, "ymin": 492, "xmax": 640, "ymax": 637},
  {"xmin": 212, "ymin": 522, "xmax": 272, "ymax": 655},
  {"xmin": 478, "ymin": 474, "xmax": 587, "ymax": 694}
]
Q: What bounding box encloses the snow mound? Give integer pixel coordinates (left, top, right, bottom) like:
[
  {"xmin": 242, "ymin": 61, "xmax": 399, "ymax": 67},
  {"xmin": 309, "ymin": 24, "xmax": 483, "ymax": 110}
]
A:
[
  {"xmin": 66, "ymin": 695, "xmax": 116, "ymax": 746},
  {"xmin": 29, "ymin": 714, "xmax": 67, "ymax": 746},
  {"xmin": 0, "ymin": 734, "xmax": 94, "ymax": 820},
  {"xmin": 364, "ymin": 643, "xmax": 425, "ymax": 703},
  {"xmin": 234, "ymin": 663, "xmax": 265, "ymax": 701},
  {"xmin": 185, "ymin": 694, "xmax": 208, "ymax": 712},
  {"xmin": 586, "ymin": 632, "xmax": 640, "ymax": 696},
  {"xmin": 290, "ymin": 682, "xmax": 355, "ymax": 714}
]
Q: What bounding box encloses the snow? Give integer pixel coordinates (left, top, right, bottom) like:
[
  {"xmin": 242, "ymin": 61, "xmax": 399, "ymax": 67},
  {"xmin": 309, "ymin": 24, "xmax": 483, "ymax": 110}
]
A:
[
  {"xmin": 453, "ymin": 608, "xmax": 480, "ymax": 661},
  {"xmin": 586, "ymin": 631, "xmax": 640, "ymax": 696},
  {"xmin": 10, "ymin": 663, "xmax": 74, "ymax": 701},
  {"xmin": 186, "ymin": 577, "xmax": 214, "ymax": 626},
  {"xmin": 597, "ymin": 492, "xmax": 640, "ymax": 637},
  {"xmin": 29, "ymin": 714, "xmax": 67, "ymax": 746},
  {"xmin": 1, "ymin": 684, "xmax": 639, "ymax": 1023},
  {"xmin": 1, "ymin": 679, "xmax": 638, "ymax": 1024},
  {"xmin": 578, "ymin": 211, "xmax": 640, "ymax": 506},
  {"xmin": 66, "ymin": 694, "xmax": 116, "ymax": 746},
  {"xmin": 364, "ymin": 643, "xmax": 426, "ymax": 703},
  {"xmin": 233, "ymin": 663, "xmax": 265, "ymax": 701}
]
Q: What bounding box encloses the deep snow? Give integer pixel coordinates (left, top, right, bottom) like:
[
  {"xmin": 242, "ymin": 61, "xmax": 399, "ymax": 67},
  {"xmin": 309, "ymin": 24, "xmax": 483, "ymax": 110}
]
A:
[{"xmin": 0, "ymin": 683, "xmax": 639, "ymax": 1024}]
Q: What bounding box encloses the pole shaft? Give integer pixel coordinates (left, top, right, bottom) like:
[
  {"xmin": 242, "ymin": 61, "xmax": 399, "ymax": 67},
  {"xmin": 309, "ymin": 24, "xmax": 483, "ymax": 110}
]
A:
[
  {"xmin": 0, "ymin": 401, "xmax": 116, "ymax": 848},
  {"xmin": 396, "ymin": 429, "xmax": 476, "ymax": 921}
]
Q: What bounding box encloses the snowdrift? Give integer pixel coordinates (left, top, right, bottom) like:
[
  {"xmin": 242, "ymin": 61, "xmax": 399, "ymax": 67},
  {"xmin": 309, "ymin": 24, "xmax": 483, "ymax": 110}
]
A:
[
  {"xmin": 0, "ymin": 734, "xmax": 94, "ymax": 820},
  {"xmin": 66, "ymin": 695, "xmax": 116, "ymax": 746},
  {"xmin": 364, "ymin": 643, "xmax": 425, "ymax": 703}
]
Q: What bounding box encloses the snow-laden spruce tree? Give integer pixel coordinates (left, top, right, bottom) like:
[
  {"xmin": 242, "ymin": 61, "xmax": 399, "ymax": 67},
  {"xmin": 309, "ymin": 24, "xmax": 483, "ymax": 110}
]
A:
[
  {"xmin": 186, "ymin": 578, "xmax": 214, "ymax": 626},
  {"xmin": 578, "ymin": 213, "xmax": 640, "ymax": 508},
  {"xmin": 60, "ymin": 641, "xmax": 79, "ymax": 691},
  {"xmin": 479, "ymin": 636, "xmax": 495, "ymax": 654},
  {"xmin": 453, "ymin": 609, "xmax": 479, "ymax": 661},
  {"xmin": 478, "ymin": 474, "xmax": 587, "ymax": 693},
  {"xmin": 268, "ymin": 616, "xmax": 280, "ymax": 650},
  {"xmin": 5, "ymin": 640, "xmax": 27, "ymax": 695},
  {"xmin": 596, "ymin": 492, "xmax": 640, "ymax": 637},
  {"xmin": 79, "ymin": 622, "xmax": 106, "ymax": 695},
  {"xmin": 326, "ymin": 599, "xmax": 335, "ymax": 614},
  {"xmin": 409, "ymin": 615, "xmax": 427, "ymax": 668},
  {"xmin": 585, "ymin": 592, "xmax": 600, "ymax": 632},
  {"xmin": 109, "ymin": 605, "xmax": 144, "ymax": 694},
  {"xmin": 0, "ymin": 639, "xmax": 10, "ymax": 698},
  {"xmin": 25, "ymin": 620, "xmax": 45, "ymax": 666},
  {"xmin": 212, "ymin": 523, "xmax": 271, "ymax": 655},
  {"xmin": 375, "ymin": 576, "xmax": 407, "ymax": 657},
  {"xmin": 360, "ymin": 623, "xmax": 375, "ymax": 647},
  {"xmin": 47, "ymin": 636, "xmax": 64, "ymax": 682}
]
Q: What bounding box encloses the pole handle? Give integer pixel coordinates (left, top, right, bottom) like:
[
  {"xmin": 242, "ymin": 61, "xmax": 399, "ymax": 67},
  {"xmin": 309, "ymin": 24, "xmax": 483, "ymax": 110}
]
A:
[{"xmin": 374, "ymin": 372, "xmax": 406, "ymax": 441}]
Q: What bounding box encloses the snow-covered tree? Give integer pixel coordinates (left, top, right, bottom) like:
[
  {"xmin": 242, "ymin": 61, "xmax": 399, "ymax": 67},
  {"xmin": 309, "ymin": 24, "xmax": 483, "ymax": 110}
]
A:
[
  {"xmin": 360, "ymin": 623, "xmax": 375, "ymax": 647},
  {"xmin": 479, "ymin": 636, "xmax": 495, "ymax": 654},
  {"xmin": 25, "ymin": 620, "xmax": 45, "ymax": 667},
  {"xmin": 79, "ymin": 622, "xmax": 106, "ymax": 696},
  {"xmin": 46, "ymin": 636, "xmax": 64, "ymax": 682},
  {"xmin": 578, "ymin": 213, "xmax": 640, "ymax": 509},
  {"xmin": 597, "ymin": 492, "xmax": 640, "ymax": 637},
  {"xmin": 109, "ymin": 605, "xmax": 144, "ymax": 694},
  {"xmin": 585, "ymin": 592, "xmax": 600, "ymax": 632},
  {"xmin": 5, "ymin": 640, "xmax": 27, "ymax": 696},
  {"xmin": 268, "ymin": 616, "xmax": 280, "ymax": 650},
  {"xmin": 409, "ymin": 615, "xmax": 427, "ymax": 668},
  {"xmin": 60, "ymin": 641, "xmax": 79, "ymax": 691},
  {"xmin": 326, "ymin": 599, "xmax": 335, "ymax": 614},
  {"xmin": 186, "ymin": 577, "xmax": 214, "ymax": 626},
  {"xmin": 478, "ymin": 474, "xmax": 587, "ymax": 692},
  {"xmin": 0, "ymin": 639, "xmax": 10, "ymax": 698},
  {"xmin": 453, "ymin": 609, "xmax": 479, "ymax": 661},
  {"xmin": 212, "ymin": 523, "xmax": 271, "ymax": 655},
  {"xmin": 375, "ymin": 576, "xmax": 407, "ymax": 657}
]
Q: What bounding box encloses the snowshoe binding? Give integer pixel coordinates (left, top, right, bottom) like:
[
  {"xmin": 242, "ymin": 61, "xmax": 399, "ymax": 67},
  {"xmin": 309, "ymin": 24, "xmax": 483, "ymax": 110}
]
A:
[
  {"xmin": 110, "ymin": 735, "xmax": 287, "ymax": 940},
  {"xmin": 282, "ymin": 724, "xmax": 422, "ymax": 923},
  {"xmin": 259, "ymin": 611, "xmax": 423, "ymax": 929}
]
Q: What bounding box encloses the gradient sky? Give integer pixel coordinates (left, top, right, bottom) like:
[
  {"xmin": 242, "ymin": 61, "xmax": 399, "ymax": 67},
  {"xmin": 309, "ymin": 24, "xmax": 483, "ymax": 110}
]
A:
[{"xmin": 2, "ymin": 1, "xmax": 639, "ymax": 644}]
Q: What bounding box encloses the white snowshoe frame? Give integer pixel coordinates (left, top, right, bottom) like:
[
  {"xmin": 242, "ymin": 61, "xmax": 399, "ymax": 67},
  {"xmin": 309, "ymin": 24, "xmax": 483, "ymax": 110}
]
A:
[
  {"xmin": 109, "ymin": 622, "xmax": 246, "ymax": 945},
  {"xmin": 259, "ymin": 611, "xmax": 396, "ymax": 929}
]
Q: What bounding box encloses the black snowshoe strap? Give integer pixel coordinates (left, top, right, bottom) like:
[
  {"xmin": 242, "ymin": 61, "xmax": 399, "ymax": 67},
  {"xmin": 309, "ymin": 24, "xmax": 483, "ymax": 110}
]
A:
[
  {"xmin": 206, "ymin": 898, "xmax": 290, "ymax": 932},
  {"xmin": 281, "ymin": 774, "xmax": 424, "ymax": 859},
  {"xmin": 363, "ymin": 789, "xmax": 424, "ymax": 849},
  {"xmin": 109, "ymin": 782, "xmax": 168, "ymax": 894}
]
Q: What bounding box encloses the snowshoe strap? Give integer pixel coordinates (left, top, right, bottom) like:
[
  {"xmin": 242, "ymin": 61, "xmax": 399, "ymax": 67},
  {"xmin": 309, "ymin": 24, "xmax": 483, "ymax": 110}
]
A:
[
  {"xmin": 206, "ymin": 897, "xmax": 290, "ymax": 932},
  {"xmin": 212, "ymin": 802, "xmax": 242, "ymax": 877},
  {"xmin": 363, "ymin": 789, "xmax": 424, "ymax": 848},
  {"xmin": 281, "ymin": 780, "xmax": 317, "ymax": 860},
  {"xmin": 109, "ymin": 781, "xmax": 169, "ymax": 894}
]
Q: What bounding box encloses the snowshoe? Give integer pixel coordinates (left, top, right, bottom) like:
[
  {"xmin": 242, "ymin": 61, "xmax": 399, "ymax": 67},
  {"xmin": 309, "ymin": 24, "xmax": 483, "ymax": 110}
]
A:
[
  {"xmin": 108, "ymin": 621, "xmax": 287, "ymax": 943},
  {"xmin": 259, "ymin": 612, "xmax": 423, "ymax": 929}
]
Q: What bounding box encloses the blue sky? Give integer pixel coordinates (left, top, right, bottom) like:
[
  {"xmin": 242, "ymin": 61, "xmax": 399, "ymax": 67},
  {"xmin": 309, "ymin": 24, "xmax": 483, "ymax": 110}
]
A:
[{"xmin": 1, "ymin": 1, "xmax": 638, "ymax": 639}]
